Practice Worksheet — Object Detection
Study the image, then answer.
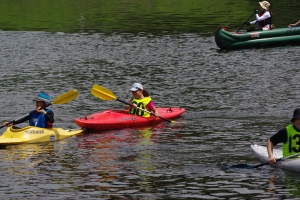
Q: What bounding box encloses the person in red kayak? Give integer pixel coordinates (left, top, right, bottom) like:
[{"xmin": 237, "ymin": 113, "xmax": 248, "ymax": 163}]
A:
[
  {"xmin": 125, "ymin": 83, "xmax": 159, "ymax": 117},
  {"xmin": 2, "ymin": 92, "xmax": 54, "ymax": 128},
  {"xmin": 267, "ymin": 108, "xmax": 300, "ymax": 164},
  {"xmin": 244, "ymin": 1, "xmax": 273, "ymax": 32}
]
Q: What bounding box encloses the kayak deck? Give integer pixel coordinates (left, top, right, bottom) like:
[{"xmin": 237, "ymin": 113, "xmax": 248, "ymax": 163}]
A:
[
  {"xmin": 0, "ymin": 126, "xmax": 83, "ymax": 145},
  {"xmin": 74, "ymin": 107, "xmax": 185, "ymax": 131}
]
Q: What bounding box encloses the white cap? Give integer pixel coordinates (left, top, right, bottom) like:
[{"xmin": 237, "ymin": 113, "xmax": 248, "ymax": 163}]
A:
[{"xmin": 130, "ymin": 83, "xmax": 143, "ymax": 91}]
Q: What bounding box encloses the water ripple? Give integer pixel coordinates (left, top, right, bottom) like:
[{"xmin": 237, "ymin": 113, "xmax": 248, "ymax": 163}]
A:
[{"xmin": 1, "ymin": 31, "xmax": 300, "ymax": 198}]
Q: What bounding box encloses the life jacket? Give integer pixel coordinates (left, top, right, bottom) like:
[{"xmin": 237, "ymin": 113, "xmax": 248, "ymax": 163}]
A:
[
  {"xmin": 129, "ymin": 97, "xmax": 152, "ymax": 117},
  {"xmin": 29, "ymin": 109, "xmax": 52, "ymax": 128},
  {"xmin": 282, "ymin": 125, "xmax": 300, "ymax": 157},
  {"xmin": 258, "ymin": 10, "xmax": 273, "ymax": 29}
]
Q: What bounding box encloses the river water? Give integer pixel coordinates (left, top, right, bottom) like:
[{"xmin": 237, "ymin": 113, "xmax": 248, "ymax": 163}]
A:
[{"xmin": 1, "ymin": 0, "xmax": 300, "ymax": 199}]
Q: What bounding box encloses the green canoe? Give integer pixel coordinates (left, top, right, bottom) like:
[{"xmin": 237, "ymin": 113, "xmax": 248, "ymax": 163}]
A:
[{"xmin": 215, "ymin": 25, "xmax": 300, "ymax": 49}]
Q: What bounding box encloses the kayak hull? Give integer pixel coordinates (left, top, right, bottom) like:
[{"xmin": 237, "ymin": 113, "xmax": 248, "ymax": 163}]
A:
[
  {"xmin": 215, "ymin": 25, "xmax": 300, "ymax": 49},
  {"xmin": 251, "ymin": 143, "xmax": 300, "ymax": 172},
  {"xmin": 0, "ymin": 126, "xmax": 83, "ymax": 145},
  {"xmin": 74, "ymin": 107, "xmax": 185, "ymax": 131}
]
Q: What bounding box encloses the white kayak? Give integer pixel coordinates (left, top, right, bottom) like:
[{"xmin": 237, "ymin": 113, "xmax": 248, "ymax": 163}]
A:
[{"xmin": 251, "ymin": 143, "xmax": 300, "ymax": 172}]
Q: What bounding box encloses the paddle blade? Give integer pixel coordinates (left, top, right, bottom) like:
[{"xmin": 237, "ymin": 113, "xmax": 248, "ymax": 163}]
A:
[
  {"xmin": 91, "ymin": 84, "xmax": 117, "ymax": 101},
  {"xmin": 229, "ymin": 160, "xmax": 273, "ymax": 169},
  {"xmin": 51, "ymin": 89, "xmax": 79, "ymax": 105}
]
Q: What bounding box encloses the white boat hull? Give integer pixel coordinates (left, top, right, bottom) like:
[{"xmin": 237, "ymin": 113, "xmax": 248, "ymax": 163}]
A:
[{"xmin": 251, "ymin": 143, "xmax": 300, "ymax": 172}]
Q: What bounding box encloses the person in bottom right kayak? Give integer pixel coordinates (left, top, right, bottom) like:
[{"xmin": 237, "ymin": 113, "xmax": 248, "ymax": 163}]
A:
[{"xmin": 267, "ymin": 108, "xmax": 300, "ymax": 164}]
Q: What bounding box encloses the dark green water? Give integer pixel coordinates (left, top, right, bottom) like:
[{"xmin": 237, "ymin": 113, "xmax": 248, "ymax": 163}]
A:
[
  {"xmin": 1, "ymin": 0, "xmax": 300, "ymax": 199},
  {"xmin": 0, "ymin": 0, "xmax": 299, "ymax": 34}
]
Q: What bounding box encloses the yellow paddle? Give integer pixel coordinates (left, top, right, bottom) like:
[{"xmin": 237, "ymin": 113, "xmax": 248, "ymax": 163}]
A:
[
  {"xmin": 50, "ymin": 89, "xmax": 79, "ymax": 105},
  {"xmin": 91, "ymin": 84, "xmax": 177, "ymax": 123},
  {"xmin": 0, "ymin": 89, "xmax": 79, "ymax": 129}
]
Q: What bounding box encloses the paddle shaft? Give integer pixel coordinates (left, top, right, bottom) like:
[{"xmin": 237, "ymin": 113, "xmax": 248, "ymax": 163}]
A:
[
  {"xmin": 116, "ymin": 98, "xmax": 172, "ymax": 123},
  {"xmin": 237, "ymin": 11, "xmax": 256, "ymax": 33},
  {"xmin": 0, "ymin": 113, "xmax": 28, "ymax": 129},
  {"xmin": 252, "ymin": 152, "xmax": 300, "ymax": 168}
]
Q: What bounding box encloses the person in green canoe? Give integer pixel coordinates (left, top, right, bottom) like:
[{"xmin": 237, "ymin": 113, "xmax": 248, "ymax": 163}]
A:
[
  {"xmin": 2, "ymin": 92, "xmax": 54, "ymax": 128},
  {"xmin": 289, "ymin": 20, "xmax": 300, "ymax": 27},
  {"xmin": 125, "ymin": 83, "xmax": 159, "ymax": 117},
  {"xmin": 244, "ymin": 1, "xmax": 273, "ymax": 32},
  {"xmin": 267, "ymin": 108, "xmax": 300, "ymax": 164}
]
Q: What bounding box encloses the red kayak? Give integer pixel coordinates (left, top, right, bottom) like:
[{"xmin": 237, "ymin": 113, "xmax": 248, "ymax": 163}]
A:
[{"xmin": 74, "ymin": 107, "xmax": 185, "ymax": 130}]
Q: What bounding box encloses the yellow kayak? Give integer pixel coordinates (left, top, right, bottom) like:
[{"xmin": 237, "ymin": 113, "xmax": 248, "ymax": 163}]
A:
[{"xmin": 0, "ymin": 126, "xmax": 83, "ymax": 145}]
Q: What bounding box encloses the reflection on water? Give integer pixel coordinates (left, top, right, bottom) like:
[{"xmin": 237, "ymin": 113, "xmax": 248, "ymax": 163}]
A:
[
  {"xmin": 0, "ymin": 0, "xmax": 300, "ymax": 34},
  {"xmin": 1, "ymin": 118, "xmax": 300, "ymax": 198}
]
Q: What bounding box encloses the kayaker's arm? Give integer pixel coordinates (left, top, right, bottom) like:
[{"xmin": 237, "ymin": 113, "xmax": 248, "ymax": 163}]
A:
[
  {"xmin": 36, "ymin": 107, "xmax": 54, "ymax": 123},
  {"xmin": 13, "ymin": 110, "xmax": 54, "ymax": 125},
  {"xmin": 12, "ymin": 114, "xmax": 31, "ymax": 125},
  {"xmin": 267, "ymin": 128, "xmax": 288, "ymax": 164},
  {"xmin": 255, "ymin": 12, "xmax": 270, "ymax": 21},
  {"xmin": 150, "ymin": 107, "xmax": 159, "ymax": 117},
  {"xmin": 125, "ymin": 98, "xmax": 134, "ymax": 110},
  {"xmin": 146, "ymin": 101, "xmax": 159, "ymax": 117},
  {"xmin": 44, "ymin": 110, "xmax": 54, "ymax": 123},
  {"xmin": 267, "ymin": 138, "xmax": 276, "ymax": 164},
  {"xmin": 289, "ymin": 20, "xmax": 300, "ymax": 27},
  {"xmin": 249, "ymin": 12, "xmax": 271, "ymax": 25}
]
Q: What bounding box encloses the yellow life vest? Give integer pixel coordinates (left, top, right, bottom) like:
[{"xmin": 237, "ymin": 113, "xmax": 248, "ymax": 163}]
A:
[
  {"xmin": 283, "ymin": 125, "xmax": 300, "ymax": 157},
  {"xmin": 129, "ymin": 97, "xmax": 152, "ymax": 117}
]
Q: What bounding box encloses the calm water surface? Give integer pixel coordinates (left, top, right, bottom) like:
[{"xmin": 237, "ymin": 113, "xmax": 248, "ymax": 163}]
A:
[{"xmin": 1, "ymin": 0, "xmax": 300, "ymax": 199}]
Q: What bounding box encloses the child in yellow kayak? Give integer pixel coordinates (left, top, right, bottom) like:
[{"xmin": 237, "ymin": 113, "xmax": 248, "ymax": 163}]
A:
[
  {"xmin": 125, "ymin": 83, "xmax": 159, "ymax": 117},
  {"xmin": 2, "ymin": 92, "xmax": 54, "ymax": 128}
]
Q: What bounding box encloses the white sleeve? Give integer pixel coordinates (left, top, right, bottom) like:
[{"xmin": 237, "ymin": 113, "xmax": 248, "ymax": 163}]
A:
[{"xmin": 255, "ymin": 12, "xmax": 271, "ymax": 21}]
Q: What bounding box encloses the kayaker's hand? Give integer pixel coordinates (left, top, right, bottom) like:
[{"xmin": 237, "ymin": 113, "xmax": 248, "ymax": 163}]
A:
[
  {"xmin": 268, "ymin": 155, "xmax": 276, "ymax": 164},
  {"xmin": 36, "ymin": 107, "xmax": 46, "ymax": 114},
  {"xmin": 244, "ymin": 22, "xmax": 250, "ymax": 25},
  {"xmin": 254, "ymin": 9, "xmax": 258, "ymax": 14},
  {"xmin": 125, "ymin": 105, "xmax": 131, "ymax": 110},
  {"xmin": 132, "ymin": 104, "xmax": 137, "ymax": 109},
  {"xmin": 3, "ymin": 122, "xmax": 12, "ymax": 127}
]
